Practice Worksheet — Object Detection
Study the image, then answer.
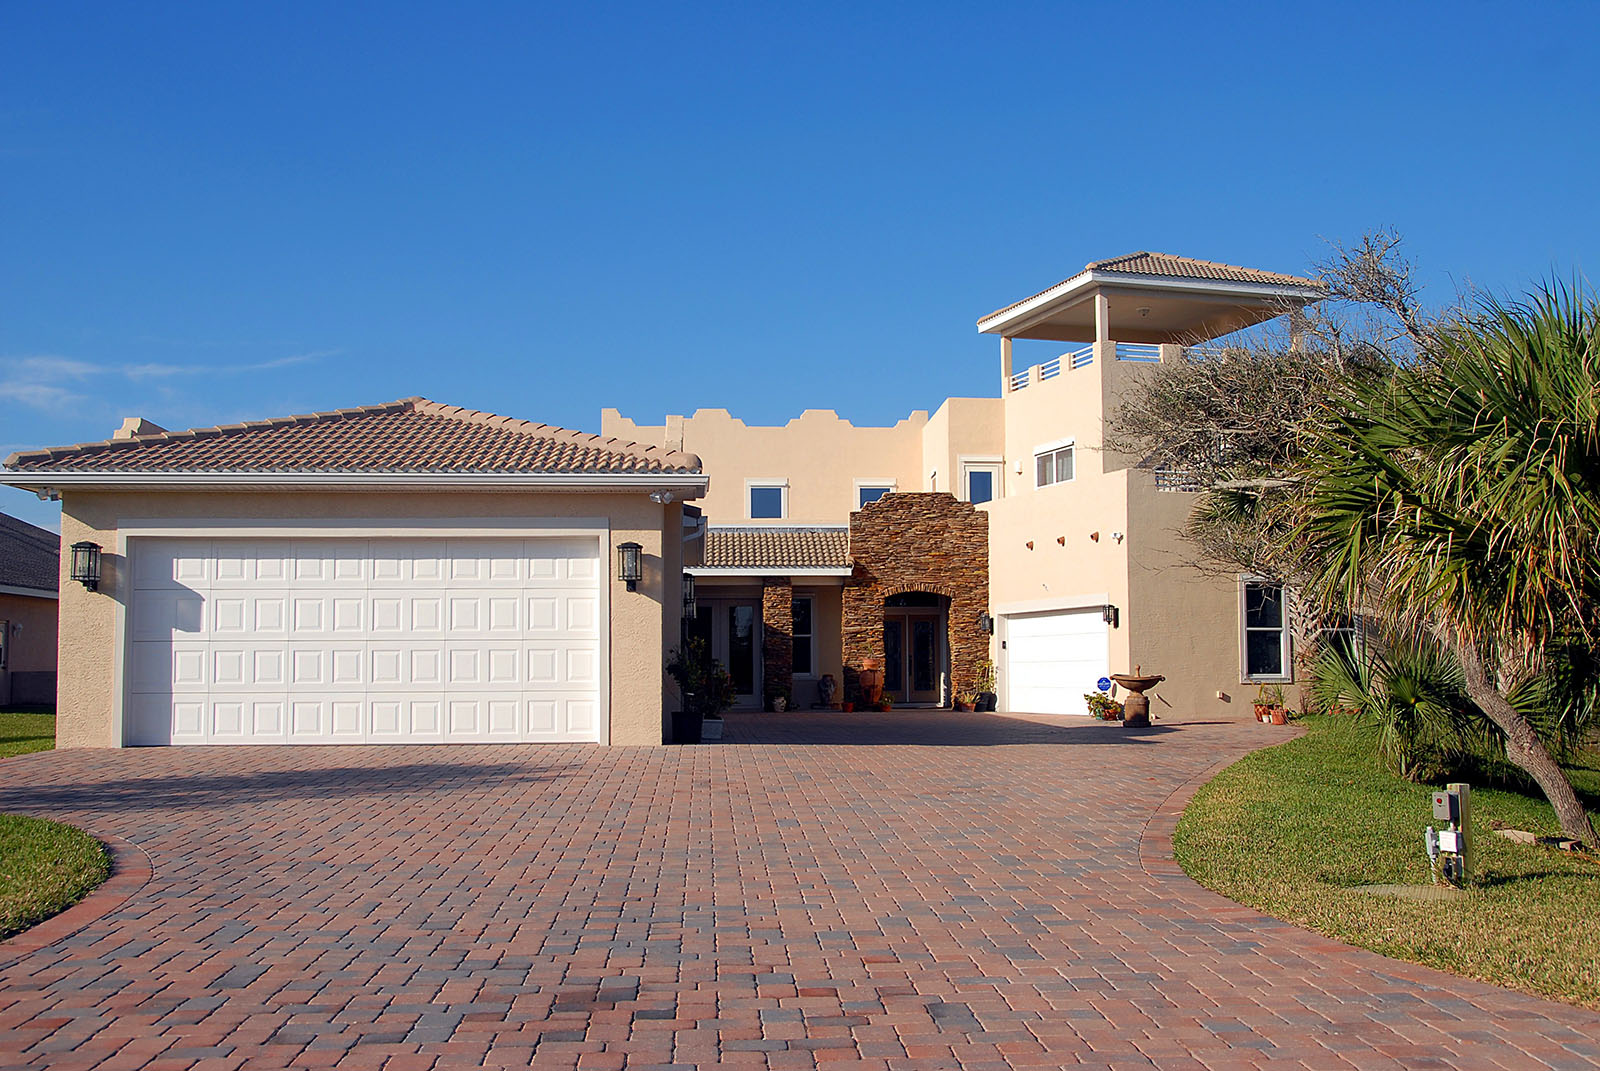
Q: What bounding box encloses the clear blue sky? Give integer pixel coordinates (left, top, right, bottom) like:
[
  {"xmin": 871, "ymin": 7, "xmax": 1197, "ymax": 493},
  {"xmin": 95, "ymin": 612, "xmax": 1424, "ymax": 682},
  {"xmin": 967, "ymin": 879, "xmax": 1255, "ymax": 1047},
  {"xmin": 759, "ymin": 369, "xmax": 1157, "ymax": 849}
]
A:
[{"xmin": 4, "ymin": 2, "xmax": 1597, "ymax": 530}]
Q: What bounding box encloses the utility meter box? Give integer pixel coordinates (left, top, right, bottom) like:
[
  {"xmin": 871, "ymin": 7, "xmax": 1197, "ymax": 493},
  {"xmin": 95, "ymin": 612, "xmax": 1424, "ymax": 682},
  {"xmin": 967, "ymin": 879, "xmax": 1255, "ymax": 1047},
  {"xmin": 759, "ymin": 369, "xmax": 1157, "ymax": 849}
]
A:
[{"xmin": 1432, "ymin": 791, "xmax": 1459, "ymax": 822}]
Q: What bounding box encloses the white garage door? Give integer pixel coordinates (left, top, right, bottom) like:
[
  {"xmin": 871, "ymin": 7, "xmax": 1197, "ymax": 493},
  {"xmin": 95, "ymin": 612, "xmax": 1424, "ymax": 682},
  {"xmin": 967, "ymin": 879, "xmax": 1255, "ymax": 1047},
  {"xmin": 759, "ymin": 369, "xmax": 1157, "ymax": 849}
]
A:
[
  {"xmin": 125, "ymin": 536, "xmax": 602, "ymax": 745},
  {"xmin": 1004, "ymin": 609, "xmax": 1109, "ymax": 715}
]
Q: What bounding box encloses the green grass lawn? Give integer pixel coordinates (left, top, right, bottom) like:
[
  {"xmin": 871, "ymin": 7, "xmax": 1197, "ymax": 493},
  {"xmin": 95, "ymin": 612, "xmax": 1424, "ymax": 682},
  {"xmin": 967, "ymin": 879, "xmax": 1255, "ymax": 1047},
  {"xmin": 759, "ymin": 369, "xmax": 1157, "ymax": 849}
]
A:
[
  {"xmin": 1, "ymin": 709, "xmax": 107, "ymax": 940},
  {"xmin": 1175, "ymin": 714, "xmax": 1600, "ymax": 1009},
  {"xmin": 0, "ymin": 814, "xmax": 109, "ymax": 940},
  {"xmin": 0, "ymin": 709, "xmax": 56, "ymax": 758}
]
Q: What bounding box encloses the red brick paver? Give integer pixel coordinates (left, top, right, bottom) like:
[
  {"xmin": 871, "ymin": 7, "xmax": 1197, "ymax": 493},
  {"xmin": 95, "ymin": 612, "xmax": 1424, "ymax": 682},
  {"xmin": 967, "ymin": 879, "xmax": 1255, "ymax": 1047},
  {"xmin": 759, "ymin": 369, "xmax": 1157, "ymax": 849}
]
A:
[{"xmin": 1, "ymin": 710, "xmax": 1595, "ymax": 1070}]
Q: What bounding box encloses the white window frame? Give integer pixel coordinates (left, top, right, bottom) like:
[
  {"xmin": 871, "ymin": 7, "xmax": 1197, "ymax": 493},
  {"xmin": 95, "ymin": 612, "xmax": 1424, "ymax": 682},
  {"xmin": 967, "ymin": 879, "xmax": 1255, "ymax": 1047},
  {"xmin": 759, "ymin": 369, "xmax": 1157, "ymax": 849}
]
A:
[
  {"xmin": 746, "ymin": 478, "xmax": 789, "ymax": 520},
  {"xmin": 1239, "ymin": 577, "xmax": 1291, "ymax": 683},
  {"xmin": 853, "ymin": 478, "xmax": 897, "ymax": 509},
  {"xmin": 1033, "ymin": 438, "xmax": 1076, "ymax": 489},
  {"xmin": 792, "ymin": 595, "xmax": 815, "ymax": 678},
  {"xmin": 959, "ymin": 456, "xmax": 1003, "ymax": 504}
]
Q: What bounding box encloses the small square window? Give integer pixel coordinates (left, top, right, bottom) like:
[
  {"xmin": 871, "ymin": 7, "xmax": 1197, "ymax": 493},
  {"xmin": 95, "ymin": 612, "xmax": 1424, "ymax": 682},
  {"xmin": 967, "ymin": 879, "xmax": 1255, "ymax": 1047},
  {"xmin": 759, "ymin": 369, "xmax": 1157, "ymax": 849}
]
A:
[
  {"xmin": 749, "ymin": 485, "xmax": 785, "ymax": 519},
  {"xmin": 858, "ymin": 485, "xmax": 892, "ymax": 508}
]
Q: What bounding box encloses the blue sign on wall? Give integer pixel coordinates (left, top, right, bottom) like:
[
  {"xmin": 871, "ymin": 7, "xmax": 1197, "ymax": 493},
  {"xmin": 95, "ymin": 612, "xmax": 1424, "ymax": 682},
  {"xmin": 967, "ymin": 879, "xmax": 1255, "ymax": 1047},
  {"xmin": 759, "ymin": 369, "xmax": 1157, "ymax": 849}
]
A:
[{"xmin": 1096, "ymin": 676, "xmax": 1112, "ymax": 692}]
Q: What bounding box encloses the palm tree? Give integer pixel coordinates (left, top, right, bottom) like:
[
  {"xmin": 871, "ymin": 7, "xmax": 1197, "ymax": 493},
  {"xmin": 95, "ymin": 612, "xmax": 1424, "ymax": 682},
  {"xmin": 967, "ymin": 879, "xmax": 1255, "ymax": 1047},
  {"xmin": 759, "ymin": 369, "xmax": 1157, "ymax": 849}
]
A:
[{"xmin": 1300, "ymin": 284, "xmax": 1600, "ymax": 843}]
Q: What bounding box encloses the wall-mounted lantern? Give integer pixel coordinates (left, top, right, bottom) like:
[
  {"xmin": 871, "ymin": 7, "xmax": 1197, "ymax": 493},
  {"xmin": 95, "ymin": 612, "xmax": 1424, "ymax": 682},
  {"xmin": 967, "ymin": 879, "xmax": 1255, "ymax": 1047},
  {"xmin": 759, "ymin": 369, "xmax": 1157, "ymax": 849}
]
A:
[
  {"xmin": 681, "ymin": 572, "xmax": 697, "ymax": 619},
  {"xmin": 976, "ymin": 611, "xmax": 994, "ymax": 635},
  {"xmin": 1102, "ymin": 603, "xmax": 1120, "ymax": 628},
  {"xmin": 617, "ymin": 541, "xmax": 643, "ymax": 592},
  {"xmin": 70, "ymin": 541, "xmax": 103, "ymax": 592}
]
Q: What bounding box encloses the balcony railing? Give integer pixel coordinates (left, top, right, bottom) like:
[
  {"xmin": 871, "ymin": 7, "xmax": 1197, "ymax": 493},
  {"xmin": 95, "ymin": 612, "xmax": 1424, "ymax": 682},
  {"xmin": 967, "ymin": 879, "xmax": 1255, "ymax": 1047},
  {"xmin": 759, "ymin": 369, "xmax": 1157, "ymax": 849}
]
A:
[{"xmin": 1008, "ymin": 342, "xmax": 1166, "ymax": 390}]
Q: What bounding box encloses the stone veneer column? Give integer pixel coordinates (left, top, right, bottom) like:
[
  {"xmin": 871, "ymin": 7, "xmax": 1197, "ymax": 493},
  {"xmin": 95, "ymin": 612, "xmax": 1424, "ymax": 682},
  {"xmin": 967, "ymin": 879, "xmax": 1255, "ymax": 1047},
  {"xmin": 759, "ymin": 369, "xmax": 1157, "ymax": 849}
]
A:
[
  {"xmin": 761, "ymin": 578, "xmax": 793, "ymax": 708},
  {"xmin": 842, "ymin": 493, "xmax": 989, "ymax": 704}
]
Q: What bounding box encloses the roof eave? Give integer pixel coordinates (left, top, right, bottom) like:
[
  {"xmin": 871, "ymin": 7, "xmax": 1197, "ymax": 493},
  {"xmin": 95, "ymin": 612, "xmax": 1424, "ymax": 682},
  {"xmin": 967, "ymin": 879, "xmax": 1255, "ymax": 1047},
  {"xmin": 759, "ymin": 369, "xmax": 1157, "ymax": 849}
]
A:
[
  {"xmin": 0, "ymin": 582, "xmax": 58, "ymax": 600},
  {"xmin": 976, "ymin": 270, "xmax": 1326, "ymax": 336},
  {"xmin": 1, "ymin": 470, "xmax": 709, "ymax": 499},
  {"xmin": 686, "ymin": 566, "xmax": 854, "ymax": 577}
]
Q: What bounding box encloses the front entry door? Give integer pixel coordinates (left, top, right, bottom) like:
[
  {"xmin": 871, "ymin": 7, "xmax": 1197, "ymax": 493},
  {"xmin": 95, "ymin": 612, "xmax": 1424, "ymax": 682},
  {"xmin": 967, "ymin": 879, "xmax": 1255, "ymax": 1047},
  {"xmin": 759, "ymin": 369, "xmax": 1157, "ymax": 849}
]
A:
[
  {"xmin": 698, "ymin": 601, "xmax": 761, "ymax": 710},
  {"xmin": 883, "ymin": 610, "xmax": 941, "ymax": 704}
]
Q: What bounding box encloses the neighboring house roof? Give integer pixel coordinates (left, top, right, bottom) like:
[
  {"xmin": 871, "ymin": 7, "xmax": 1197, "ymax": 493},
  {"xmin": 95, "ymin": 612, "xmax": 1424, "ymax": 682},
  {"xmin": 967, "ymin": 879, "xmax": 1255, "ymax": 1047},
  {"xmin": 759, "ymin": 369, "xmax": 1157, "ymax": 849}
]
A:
[
  {"xmin": 977, "ymin": 251, "xmax": 1327, "ymax": 328},
  {"xmin": 694, "ymin": 526, "xmax": 852, "ymax": 573},
  {"xmin": 3, "ymin": 398, "xmax": 702, "ymax": 476},
  {"xmin": 0, "ymin": 512, "xmax": 59, "ymax": 595}
]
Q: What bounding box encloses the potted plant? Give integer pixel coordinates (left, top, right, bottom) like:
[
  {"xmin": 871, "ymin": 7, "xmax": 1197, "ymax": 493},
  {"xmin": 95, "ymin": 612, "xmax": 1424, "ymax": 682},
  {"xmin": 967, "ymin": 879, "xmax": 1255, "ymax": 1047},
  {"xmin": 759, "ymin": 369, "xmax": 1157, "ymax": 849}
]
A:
[
  {"xmin": 1252, "ymin": 684, "xmax": 1274, "ymax": 722},
  {"xmin": 954, "ymin": 690, "xmax": 977, "ymax": 712},
  {"xmin": 974, "ymin": 659, "xmax": 998, "ymax": 712},
  {"xmin": 877, "ymin": 695, "xmax": 894, "ymax": 712},
  {"xmin": 765, "ymin": 686, "xmax": 791, "ymax": 713},
  {"xmin": 1083, "ymin": 692, "xmax": 1125, "ymax": 720},
  {"xmin": 841, "ymin": 700, "xmax": 855, "ymax": 712},
  {"xmin": 666, "ymin": 638, "xmax": 737, "ymax": 743},
  {"xmin": 1265, "ymin": 684, "xmax": 1288, "ymax": 725}
]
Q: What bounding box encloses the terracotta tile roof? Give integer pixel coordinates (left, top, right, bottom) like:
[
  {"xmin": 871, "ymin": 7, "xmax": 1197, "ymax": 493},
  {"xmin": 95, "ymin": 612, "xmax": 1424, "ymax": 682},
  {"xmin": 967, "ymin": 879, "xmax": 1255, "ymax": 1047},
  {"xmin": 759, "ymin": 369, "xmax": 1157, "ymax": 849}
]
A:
[
  {"xmin": 0, "ymin": 512, "xmax": 59, "ymax": 593},
  {"xmin": 980, "ymin": 251, "xmax": 1325, "ymax": 324},
  {"xmin": 3, "ymin": 398, "xmax": 701, "ymax": 475},
  {"xmin": 701, "ymin": 527, "xmax": 851, "ymax": 570}
]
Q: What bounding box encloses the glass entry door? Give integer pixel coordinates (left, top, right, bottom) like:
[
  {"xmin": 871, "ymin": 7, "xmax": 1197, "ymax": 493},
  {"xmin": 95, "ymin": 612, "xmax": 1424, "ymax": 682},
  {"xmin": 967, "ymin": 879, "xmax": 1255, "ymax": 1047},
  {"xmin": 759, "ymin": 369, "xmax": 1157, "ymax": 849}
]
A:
[
  {"xmin": 882, "ymin": 610, "xmax": 942, "ymax": 704},
  {"xmin": 698, "ymin": 601, "xmax": 760, "ymax": 709}
]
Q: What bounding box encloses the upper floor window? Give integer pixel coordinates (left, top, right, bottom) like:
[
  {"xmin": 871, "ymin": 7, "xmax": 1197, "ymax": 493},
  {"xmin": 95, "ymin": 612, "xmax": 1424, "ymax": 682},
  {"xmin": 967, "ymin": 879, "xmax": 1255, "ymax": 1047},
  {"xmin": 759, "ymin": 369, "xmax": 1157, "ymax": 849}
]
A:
[
  {"xmin": 855, "ymin": 480, "xmax": 895, "ymax": 509},
  {"xmin": 960, "ymin": 457, "xmax": 1002, "ymax": 504},
  {"xmin": 1241, "ymin": 579, "xmax": 1291, "ymax": 681},
  {"xmin": 1035, "ymin": 440, "xmax": 1075, "ymax": 488},
  {"xmin": 748, "ymin": 481, "xmax": 787, "ymax": 519}
]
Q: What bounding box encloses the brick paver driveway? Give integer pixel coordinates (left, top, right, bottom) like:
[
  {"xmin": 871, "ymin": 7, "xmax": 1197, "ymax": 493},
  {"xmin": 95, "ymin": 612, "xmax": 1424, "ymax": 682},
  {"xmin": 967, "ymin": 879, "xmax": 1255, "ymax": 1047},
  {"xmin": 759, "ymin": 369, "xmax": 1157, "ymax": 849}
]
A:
[{"xmin": 3, "ymin": 711, "xmax": 1597, "ymax": 1070}]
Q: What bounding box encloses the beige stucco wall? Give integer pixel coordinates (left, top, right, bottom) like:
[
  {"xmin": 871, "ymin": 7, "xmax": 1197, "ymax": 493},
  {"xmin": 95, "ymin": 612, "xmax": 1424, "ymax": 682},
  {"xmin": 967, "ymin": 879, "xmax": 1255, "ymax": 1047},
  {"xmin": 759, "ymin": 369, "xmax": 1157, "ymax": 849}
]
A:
[
  {"xmin": 55, "ymin": 489, "xmax": 678, "ymax": 748},
  {"xmin": 604, "ymin": 408, "xmax": 928, "ymax": 524},
  {"xmin": 922, "ymin": 398, "xmax": 1005, "ymax": 497}
]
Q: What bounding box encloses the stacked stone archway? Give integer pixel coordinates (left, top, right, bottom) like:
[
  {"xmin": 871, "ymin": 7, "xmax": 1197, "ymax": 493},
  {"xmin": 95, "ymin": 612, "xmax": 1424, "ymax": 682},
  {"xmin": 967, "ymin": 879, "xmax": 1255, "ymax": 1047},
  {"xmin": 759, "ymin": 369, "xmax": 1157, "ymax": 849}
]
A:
[{"xmin": 842, "ymin": 493, "xmax": 989, "ymax": 704}]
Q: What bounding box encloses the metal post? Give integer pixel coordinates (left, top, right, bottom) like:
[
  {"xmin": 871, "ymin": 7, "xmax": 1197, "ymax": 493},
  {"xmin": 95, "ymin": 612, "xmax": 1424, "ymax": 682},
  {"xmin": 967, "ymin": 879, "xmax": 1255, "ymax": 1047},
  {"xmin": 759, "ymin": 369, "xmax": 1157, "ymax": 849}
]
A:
[{"xmin": 1449, "ymin": 782, "xmax": 1472, "ymax": 884}]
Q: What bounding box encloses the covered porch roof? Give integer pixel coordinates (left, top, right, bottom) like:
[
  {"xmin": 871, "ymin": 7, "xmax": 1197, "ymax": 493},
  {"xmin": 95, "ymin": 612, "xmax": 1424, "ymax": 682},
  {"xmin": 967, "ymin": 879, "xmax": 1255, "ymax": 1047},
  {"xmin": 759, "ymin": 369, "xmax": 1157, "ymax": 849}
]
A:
[
  {"xmin": 687, "ymin": 526, "xmax": 853, "ymax": 578},
  {"xmin": 975, "ymin": 252, "xmax": 1326, "ymax": 344}
]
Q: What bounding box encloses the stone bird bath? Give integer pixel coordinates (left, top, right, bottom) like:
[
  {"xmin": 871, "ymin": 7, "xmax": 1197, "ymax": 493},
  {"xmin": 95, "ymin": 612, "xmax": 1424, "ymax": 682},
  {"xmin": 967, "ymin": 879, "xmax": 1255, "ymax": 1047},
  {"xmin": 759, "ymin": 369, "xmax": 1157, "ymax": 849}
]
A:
[{"xmin": 1110, "ymin": 667, "xmax": 1165, "ymax": 728}]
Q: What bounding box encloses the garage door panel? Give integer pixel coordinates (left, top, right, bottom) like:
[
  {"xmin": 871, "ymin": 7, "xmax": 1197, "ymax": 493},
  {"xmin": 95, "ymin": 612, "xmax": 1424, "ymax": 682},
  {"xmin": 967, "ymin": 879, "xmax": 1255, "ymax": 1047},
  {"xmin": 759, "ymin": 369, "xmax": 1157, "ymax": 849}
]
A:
[
  {"xmin": 1004, "ymin": 609, "xmax": 1109, "ymax": 716},
  {"xmin": 126, "ymin": 535, "xmax": 603, "ymax": 745}
]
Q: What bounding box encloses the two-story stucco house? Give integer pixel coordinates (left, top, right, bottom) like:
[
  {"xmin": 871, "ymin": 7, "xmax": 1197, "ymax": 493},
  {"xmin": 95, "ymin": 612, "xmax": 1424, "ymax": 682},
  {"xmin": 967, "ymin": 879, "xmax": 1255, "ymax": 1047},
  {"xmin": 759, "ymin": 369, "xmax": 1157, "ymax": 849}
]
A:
[
  {"xmin": 4, "ymin": 252, "xmax": 1322, "ymax": 747},
  {"xmin": 608, "ymin": 252, "xmax": 1325, "ymax": 720}
]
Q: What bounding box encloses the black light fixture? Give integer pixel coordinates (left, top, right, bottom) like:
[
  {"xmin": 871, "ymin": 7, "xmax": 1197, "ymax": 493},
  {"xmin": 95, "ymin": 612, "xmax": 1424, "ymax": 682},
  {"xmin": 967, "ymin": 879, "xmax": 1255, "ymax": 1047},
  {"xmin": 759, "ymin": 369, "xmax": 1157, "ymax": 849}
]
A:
[
  {"xmin": 617, "ymin": 541, "xmax": 643, "ymax": 592},
  {"xmin": 70, "ymin": 541, "xmax": 102, "ymax": 592},
  {"xmin": 976, "ymin": 611, "xmax": 994, "ymax": 634},
  {"xmin": 1102, "ymin": 603, "xmax": 1120, "ymax": 628},
  {"xmin": 681, "ymin": 572, "xmax": 696, "ymax": 619}
]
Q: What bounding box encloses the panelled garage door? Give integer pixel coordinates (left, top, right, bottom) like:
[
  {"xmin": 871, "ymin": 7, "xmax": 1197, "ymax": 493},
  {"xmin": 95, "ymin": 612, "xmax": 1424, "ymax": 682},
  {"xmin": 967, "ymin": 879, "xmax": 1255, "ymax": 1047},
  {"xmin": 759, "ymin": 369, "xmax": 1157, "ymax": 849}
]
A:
[
  {"xmin": 124, "ymin": 536, "xmax": 602, "ymax": 745},
  {"xmin": 1003, "ymin": 609, "xmax": 1109, "ymax": 715}
]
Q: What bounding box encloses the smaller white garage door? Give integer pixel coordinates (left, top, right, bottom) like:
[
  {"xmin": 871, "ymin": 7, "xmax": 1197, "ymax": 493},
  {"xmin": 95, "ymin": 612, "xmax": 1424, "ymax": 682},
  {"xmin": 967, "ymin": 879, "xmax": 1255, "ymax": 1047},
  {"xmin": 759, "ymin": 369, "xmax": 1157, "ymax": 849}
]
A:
[
  {"xmin": 1004, "ymin": 609, "xmax": 1109, "ymax": 715},
  {"xmin": 125, "ymin": 535, "xmax": 603, "ymax": 745}
]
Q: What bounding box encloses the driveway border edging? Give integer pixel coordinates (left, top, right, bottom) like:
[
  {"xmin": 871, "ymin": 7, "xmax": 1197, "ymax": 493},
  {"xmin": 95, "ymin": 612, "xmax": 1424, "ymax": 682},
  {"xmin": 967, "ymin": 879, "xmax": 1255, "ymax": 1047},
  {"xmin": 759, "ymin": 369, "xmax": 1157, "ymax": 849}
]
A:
[{"xmin": 0, "ymin": 831, "xmax": 152, "ymax": 969}]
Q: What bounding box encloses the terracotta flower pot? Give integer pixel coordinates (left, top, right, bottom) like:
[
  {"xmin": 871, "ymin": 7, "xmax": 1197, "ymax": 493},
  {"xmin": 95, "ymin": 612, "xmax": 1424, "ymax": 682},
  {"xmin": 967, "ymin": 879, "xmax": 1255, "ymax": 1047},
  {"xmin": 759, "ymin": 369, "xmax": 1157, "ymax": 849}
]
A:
[
  {"xmin": 1270, "ymin": 707, "xmax": 1288, "ymax": 725},
  {"xmin": 841, "ymin": 701, "xmax": 855, "ymax": 712}
]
